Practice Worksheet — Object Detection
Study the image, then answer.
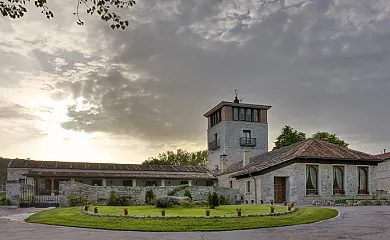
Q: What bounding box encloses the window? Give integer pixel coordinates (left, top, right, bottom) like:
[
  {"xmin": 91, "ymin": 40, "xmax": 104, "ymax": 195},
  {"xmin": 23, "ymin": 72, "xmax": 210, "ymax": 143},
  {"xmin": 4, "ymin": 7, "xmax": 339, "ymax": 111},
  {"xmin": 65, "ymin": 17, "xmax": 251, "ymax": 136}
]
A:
[
  {"xmin": 214, "ymin": 133, "xmax": 218, "ymax": 142},
  {"xmin": 123, "ymin": 180, "xmax": 133, "ymax": 186},
  {"xmin": 246, "ymin": 109, "xmax": 252, "ymax": 121},
  {"xmin": 358, "ymin": 167, "xmax": 369, "ymax": 194},
  {"xmin": 146, "ymin": 180, "xmax": 157, "ymax": 186},
  {"xmin": 333, "ymin": 166, "xmax": 345, "ymax": 194},
  {"xmin": 246, "ymin": 181, "xmax": 251, "ymax": 193},
  {"xmin": 206, "ymin": 180, "xmax": 214, "ymax": 186},
  {"xmin": 228, "ymin": 181, "xmax": 233, "ymax": 189},
  {"xmin": 240, "ymin": 108, "xmax": 245, "ymax": 121},
  {"xmin": 92, "ymin": 180, "xmax": 102, "ymax": 186},
  {"xmin": 19, "ymin": 179, "xmax": 26, "ymax": 185},
  {"xmin": 233, "ymin": 108, "xmax": 239, "ymax": 120},
  {"xmin": 180, "ymin": 181, "xmax": 189, "ymax": 185},
  {"xmin": 253, "ymin": 109, "xmax": 259, "ymax": 122},
  {"xmin": 306, "ymin": 165, "xmax": 318, "ymax": 195},
  {"xmin": 243, "ymin": 130, "xmax": 251, "ymax": 139},
  {"xmin": 210, "ymin": 110, "xmax": 222, "ymax": 127}
]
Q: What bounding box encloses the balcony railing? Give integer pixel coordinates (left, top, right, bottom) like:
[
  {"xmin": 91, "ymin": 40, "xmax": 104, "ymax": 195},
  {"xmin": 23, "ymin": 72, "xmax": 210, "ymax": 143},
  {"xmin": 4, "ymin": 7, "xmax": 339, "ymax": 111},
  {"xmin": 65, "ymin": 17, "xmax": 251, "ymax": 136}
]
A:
[
  {"xmin": 306, "ymin": 189, "xmax": 318, "ymax": 195},
  {"xmin": 208, "ymin": 139, "xmax": 220, "ymax": 151},
  {"xmin": 240, "ymin": 137, "xmax": 256, "ymax": 147}
]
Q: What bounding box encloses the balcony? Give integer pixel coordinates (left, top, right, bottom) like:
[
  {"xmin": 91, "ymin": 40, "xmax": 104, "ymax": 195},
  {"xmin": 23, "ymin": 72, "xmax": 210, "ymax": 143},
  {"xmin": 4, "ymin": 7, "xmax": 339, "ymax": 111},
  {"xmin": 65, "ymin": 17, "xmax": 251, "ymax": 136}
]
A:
[
  {"xmin": 208, "ymin": 139, "xmax": 220, "ymax": 151},
  {"xmin": 240, "ymin": 137, "xmax": 256, "ymax": 147}
]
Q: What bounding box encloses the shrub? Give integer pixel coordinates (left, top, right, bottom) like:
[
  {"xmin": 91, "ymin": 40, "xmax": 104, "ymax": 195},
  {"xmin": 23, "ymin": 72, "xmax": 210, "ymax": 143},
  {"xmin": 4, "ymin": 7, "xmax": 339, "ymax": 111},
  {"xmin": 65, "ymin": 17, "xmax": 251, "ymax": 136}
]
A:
[
  {"xmin": 270, "ymin": 206, "xmax": 275, "ymax": 213},
  {"xmin": 107, "ymin": 191, "xmax": 132, "ymax": 206},
  {"xmin": 180, "ymin": 200, "xmax": 195, "ymax": 208},
  {"xmin": 145, "ymin": 190, "xmax": 156, "ymax": 205},
  {"xmin": 156, "ymin": 196, "xmax": 174, "ymax": 208},
  {"xmin": 184, "ymin": 189, "xmax": 192, "ymax": 200},
  {"xmin": 207, "ymin": 192, "xmax": 220, "ymax": 209},
  {"xmin": 167, "ymin": 184, "xmax": 189, "ymax": 196},
  {"xmin": 335, "ymin": 199, "xmax": 347, "ymax": 204},
  {"xmin": 219, "ymin": 195, "xmax": 229, "ymax": 205},
  {"xmin": 0, "ymin": 195, "xmax": 12, "ymax": 205},
  {"xmin": 67, "ymin": 196, "xmax": 85, "ymax": 206}
]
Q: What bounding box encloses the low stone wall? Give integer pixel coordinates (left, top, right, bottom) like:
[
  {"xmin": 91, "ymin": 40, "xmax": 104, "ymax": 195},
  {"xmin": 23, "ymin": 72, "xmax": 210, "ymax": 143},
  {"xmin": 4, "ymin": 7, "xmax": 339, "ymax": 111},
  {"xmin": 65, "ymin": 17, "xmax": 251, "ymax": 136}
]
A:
[
  {"xmin": 312, "ymin": 199, "xmax": 390, "ymax": 206},
  {"xmin": 81, "ymin": 208, "xmax": 295, "ymax": 219},
  {"xmin": 60, "ymin": 182, "xmax": 240, "ymax": 206}
]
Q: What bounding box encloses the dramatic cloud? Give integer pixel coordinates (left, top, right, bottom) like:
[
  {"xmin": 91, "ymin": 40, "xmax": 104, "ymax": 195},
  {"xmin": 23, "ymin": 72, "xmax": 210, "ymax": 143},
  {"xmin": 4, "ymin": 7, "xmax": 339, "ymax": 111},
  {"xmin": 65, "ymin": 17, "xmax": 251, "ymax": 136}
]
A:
[{"xmin": 1, "ymin": 0, "xmax": 390, "ymax": 162}]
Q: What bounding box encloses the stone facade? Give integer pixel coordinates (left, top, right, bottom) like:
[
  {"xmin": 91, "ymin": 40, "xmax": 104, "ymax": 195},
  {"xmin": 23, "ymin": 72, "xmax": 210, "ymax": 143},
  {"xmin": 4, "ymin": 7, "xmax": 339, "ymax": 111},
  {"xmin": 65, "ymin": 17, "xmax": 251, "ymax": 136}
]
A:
[
  {"xmin": 60, "ymin": 182, "xmax": 239, "ymax": 206},
  {"xmin": 207, "ymin": 120, "xmax": 268, "ymax": 170},
  {"xmin": 376, "ymin": 160, "xmax": 390, "ymax": 192},
  {"xmin": 230, "ymin": 163, "xmax": 379, "ymax": 205}
]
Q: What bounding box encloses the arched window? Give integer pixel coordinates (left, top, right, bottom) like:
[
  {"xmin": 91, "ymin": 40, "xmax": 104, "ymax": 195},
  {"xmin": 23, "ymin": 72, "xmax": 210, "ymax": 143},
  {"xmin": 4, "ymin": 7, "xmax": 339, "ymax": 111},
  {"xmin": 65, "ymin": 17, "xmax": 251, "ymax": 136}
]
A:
[
  {"xmin": 358, "ymin": 167, "xmax": 368, "ymax": 194},
  {"xmin": 306, "ymin": 165, "xmax": 318, "ymax": 195}
]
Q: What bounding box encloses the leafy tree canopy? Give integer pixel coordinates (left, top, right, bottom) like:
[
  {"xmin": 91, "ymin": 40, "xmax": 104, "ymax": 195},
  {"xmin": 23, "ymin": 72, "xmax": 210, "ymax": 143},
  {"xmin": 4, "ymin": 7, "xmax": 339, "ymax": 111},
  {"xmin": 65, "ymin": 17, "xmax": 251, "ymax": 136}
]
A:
[
  {"xmin": 143, "ymin": 149, "xmax": 208, "ymax": 166},
  {"xmin": 312, "ymin": 131, "xmax": 349, "ymax": 148},
  {"xmin": 273, "ymin": 125, "xmax": 349, "ymax": 149},
  {"xmin": 273, "ymin": 125, "xmax": 306, "ymax": 150},
  {"xmin": 0, "ymin": 0, "xmax": 136, "ymax": 30}
]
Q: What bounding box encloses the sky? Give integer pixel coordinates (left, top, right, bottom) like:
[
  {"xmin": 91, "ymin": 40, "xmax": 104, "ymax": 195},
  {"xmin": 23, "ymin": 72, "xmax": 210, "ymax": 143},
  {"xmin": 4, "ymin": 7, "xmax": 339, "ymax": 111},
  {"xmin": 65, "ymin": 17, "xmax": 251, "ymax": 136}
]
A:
[{"xmin": 1, "ymin": 0, "xmax": 389, "ymax": 164}]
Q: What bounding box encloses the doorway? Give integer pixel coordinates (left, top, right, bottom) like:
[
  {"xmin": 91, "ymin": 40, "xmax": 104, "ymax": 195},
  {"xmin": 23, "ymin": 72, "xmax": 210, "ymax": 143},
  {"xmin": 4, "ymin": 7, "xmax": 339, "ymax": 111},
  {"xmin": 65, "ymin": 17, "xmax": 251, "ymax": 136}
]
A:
[{"xmin": 274, "ymin": 177, "xmax": 286, "ymax": 203}]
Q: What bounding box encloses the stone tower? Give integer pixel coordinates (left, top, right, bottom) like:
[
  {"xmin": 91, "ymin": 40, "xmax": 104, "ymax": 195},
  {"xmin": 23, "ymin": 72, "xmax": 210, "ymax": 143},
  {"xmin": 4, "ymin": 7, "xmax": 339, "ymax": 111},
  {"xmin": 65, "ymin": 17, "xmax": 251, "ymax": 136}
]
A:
[{"xmin": 203, "ymin": 97, "xmax": 271, "ymax": 171}]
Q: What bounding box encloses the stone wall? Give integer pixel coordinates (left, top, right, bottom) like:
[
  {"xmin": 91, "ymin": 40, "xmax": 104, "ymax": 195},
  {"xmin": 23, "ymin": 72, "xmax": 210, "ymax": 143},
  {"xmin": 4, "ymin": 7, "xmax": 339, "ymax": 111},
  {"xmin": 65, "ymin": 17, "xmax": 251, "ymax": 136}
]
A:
[
  {"xmin": 234, "ymin": 162, "xmax": 379, "ymax": 205},
  {"xmin": 377, "ymin": 160, "xmax": 390, "ymax": 192},
  {"xmin": 60, "ymin": 182, "xmax": 239, "ymax": 206}
]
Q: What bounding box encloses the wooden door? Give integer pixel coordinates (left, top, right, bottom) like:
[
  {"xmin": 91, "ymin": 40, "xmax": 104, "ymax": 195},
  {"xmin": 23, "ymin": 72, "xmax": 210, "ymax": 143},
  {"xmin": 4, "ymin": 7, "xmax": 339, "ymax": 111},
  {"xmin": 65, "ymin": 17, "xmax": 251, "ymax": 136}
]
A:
[{"xmin": 274, "ymin": 177, "xmax": 286, "ymax": 203}]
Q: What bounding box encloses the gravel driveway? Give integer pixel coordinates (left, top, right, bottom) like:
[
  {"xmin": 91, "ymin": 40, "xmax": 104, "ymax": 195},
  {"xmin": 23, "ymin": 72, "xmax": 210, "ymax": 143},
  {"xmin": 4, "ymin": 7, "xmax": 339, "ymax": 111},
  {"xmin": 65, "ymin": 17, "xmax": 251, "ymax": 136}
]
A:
[{"xmin": 0, "ymin": 206, "xmax": 390, "ymax": 240}]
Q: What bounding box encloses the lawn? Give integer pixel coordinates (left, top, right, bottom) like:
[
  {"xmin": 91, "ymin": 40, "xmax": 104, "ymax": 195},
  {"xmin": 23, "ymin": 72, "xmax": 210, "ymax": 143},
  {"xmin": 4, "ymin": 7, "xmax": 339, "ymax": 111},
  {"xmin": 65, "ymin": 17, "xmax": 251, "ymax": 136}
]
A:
[
  {"xmin": 94, "ymin": 204, "xmax": 284, "ymax": 216},
  {"xmin": 26, "ymin": 206, "xmax": 338, "ymax": 232}
]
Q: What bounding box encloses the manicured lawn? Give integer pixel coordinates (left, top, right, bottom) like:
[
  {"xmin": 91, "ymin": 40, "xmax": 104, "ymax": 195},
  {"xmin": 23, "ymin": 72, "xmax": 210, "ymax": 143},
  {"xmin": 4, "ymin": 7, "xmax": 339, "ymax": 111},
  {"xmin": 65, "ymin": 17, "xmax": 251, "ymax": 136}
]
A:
[
  {"xmin": 26, "ymin": 206, "xmax": 338, "ymax": 232},
  {"xmin": 95, "ymin": 204, "xmax": 284, "ymax": 216}
]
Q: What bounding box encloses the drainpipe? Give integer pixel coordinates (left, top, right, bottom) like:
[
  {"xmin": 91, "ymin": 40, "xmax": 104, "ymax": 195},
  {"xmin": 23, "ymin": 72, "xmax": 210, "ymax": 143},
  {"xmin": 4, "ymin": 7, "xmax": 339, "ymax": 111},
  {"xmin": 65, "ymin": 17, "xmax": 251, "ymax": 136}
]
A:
[{"xmin": 248, "ymin": 172, "xmax": 257, "ymax": 204}]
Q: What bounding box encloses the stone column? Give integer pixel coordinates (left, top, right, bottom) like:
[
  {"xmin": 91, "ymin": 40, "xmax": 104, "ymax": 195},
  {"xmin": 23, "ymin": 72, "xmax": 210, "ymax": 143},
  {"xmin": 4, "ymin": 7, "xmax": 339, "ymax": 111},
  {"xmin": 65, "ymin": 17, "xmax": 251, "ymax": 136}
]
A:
[
  {"xmin": 102, "ymin": 179, "xmax": 107, "ymax": 186},
  {"xmin": 51, "ymin": 177, "xmax": 55, "ymax": 196},
  {"xmin": 161, "ymin": 179, "xmax": 165, "ymax": 187},
  {"xmin": 132, "ymin": 179, "xmax": 137, "ymax": 187},
  {"xmin": 188, "ymin": 180, "xmax": 192, "ymax": 186}
]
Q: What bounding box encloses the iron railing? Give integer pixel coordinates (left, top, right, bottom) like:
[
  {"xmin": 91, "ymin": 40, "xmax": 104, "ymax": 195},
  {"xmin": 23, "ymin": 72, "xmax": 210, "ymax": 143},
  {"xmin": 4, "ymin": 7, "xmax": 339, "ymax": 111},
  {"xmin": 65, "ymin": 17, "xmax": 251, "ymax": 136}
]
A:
[
  {"xmin": 208, "ymin": 139, "xmax": 220, "ymax": 151},
  {"xmin": 240, "ymin": 137, "xmax": 256, "ymax": 147}
]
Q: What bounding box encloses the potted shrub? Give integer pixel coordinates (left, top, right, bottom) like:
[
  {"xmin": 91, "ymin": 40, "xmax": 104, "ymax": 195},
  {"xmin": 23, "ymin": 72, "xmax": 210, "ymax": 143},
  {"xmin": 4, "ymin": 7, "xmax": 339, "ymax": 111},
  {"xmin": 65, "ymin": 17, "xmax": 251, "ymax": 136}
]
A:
[
  {"xmin": 124, "ymin": 208, "xmax": 128, "ymax": 216},
  {"xmin": 270, "ymin": 200, "xmax": 274, "ymax": 205},
  {"xmin": 290, "ymin": 201, "xmax": 295, "ymax": 208},
  {"xmin": 260, "ymin": 199, "xmax": 264, "ymax": 204},
  {"xmin": 161, "ymin": 209, "xmax": 166, "ymax": 217},
  {"xmin": 284, "ymin": 201, "xmax": 287, "ymax": 206},
  {"xmin": 236, "ymin": 208, "xmax": 242, "ymax": 217},
  {"xmin": 205, "ymin": 209, "xmax": 210, "ymax": 216},
  {"xmin": 94, "ymin": 207, "xmax": 98, "ymax": 214},
  {"xmin": 288, "ymin": 205, "xmax": 292, "ymax": 211},
  {"xmin": 84, "ymin": 204, "xmax": 89, "ymax": 211},
  {"xmin": 270, "ymin": 206, "xmax": 275, "ymax": 214}
]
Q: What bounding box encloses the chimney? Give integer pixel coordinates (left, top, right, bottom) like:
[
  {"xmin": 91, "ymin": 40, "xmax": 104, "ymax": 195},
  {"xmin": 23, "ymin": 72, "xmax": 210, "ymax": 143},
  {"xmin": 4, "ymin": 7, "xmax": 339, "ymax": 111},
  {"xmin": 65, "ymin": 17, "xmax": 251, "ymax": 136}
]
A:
[
  {"xmin": 384, "ymin": 149, "xmax": 387, "ymax": 154},
  {"xmin": 220, "ymin": 154, "xmax": 228, "ymax": 171},
  {"xmin": 243, "ymin": 148, "xmax": 250, "ymax": 167}
]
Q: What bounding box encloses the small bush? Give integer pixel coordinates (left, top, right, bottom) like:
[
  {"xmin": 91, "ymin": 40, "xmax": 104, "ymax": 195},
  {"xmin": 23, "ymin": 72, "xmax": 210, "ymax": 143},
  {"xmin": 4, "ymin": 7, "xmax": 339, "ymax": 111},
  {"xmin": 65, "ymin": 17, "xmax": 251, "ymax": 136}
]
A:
[
  {"xmin": 167, "ymin": 184, "xmax": 189, "ymax": 196},
  {"xmin": 107, "ymin": 191, "xmax": 132, "ymax": 206},
  {"xmin": 156, "ymin": 196, "xmax": 174, "ymax": 208},
  {"xmin": 335, "ymin": 199, "xmax": 347, "ymax": 204},
  {"xmin": 0, "ymin": 196, "xmax": 12, "ymax": 206},
  {"xmin": 219, "ymin": 195, "xmax": 229, "ymax": 205},
  {"xmin": 180, "ymin": 200, "xmax": 195, "ymax": 208},
  {"xmin": 207, "ymin": 192, "xmax": 220, "ymax": 209},
  {"xmin": 184, "ymin": 189, "xmax": 192, "ymax": 200},
  {"xmin": 145, "ymin": 190, "xmax": 156, "ymax": 205},
  {"xmin": 270, "ymin": 206, "xmax": 275, "ymax": 213}
]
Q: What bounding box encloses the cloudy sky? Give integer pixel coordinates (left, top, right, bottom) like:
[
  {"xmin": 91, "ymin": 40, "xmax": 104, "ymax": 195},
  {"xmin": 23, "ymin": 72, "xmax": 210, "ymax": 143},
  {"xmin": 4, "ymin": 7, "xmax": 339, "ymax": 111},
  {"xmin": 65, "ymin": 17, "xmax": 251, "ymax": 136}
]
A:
[{"xmin": 1, "ymin": 0, "xmax": 389, "ymax": 163}]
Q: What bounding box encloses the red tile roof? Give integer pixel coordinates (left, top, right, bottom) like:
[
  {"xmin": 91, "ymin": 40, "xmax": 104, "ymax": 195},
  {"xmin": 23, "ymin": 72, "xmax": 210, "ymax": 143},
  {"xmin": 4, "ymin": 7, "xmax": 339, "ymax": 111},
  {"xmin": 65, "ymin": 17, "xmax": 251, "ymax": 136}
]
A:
[
  {"xmin": 376, "ymin": 152, "xmax": 390, "ymax": 160},
  {"xmin": 25, "ymin": 171, "xmax": 216, "ymax": 180},
  {"xmin": 231, "ymin": 138, "xmax": 382, "ymax": 177},
  {"xmin": 7, "ymin": 159, "xmax": 209, "ymax": 173}
]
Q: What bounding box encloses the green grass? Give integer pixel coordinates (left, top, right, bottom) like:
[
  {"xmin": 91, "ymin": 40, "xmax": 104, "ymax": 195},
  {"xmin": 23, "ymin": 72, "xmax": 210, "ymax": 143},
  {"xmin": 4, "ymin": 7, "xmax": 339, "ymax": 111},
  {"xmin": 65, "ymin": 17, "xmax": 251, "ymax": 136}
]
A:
[
  {"xmin": 26, "ymin": 206, "xmax": 338, "ymax": 232},
  {"xmin": 95, "ymin": 204, "xmax": 284, "ymax": 216}
]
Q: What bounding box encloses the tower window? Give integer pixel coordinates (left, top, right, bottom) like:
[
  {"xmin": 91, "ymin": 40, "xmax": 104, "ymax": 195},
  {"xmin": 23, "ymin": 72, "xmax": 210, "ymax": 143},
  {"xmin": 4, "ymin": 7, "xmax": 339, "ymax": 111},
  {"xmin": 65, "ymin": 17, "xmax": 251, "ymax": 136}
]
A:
[
  {"xmin": 253, "ymin": 109, "xmax": 259, "ymax": 122},
  {"xmin": 246, "ymin": 109, "xmax": 252, "ymax": 121},
  {"xmin": 233, "ymin": 108, "xmax": 239, "ymax": 120},
  {"xmin": 240, "ymin": 108, "xmax": 245, "ymax": 121}
]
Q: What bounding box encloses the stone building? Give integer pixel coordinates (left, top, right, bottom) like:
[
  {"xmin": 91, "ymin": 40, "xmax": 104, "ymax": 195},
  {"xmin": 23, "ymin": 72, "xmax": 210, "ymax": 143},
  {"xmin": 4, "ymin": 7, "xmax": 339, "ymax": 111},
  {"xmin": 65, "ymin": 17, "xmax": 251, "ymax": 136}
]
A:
[
  {"xmin": 376, "ymin": 151, "xmax": 390, "ymax": 193},
  {"xmin": 205, "ymin": 98, "xmax": 385, "ymax": 205}
]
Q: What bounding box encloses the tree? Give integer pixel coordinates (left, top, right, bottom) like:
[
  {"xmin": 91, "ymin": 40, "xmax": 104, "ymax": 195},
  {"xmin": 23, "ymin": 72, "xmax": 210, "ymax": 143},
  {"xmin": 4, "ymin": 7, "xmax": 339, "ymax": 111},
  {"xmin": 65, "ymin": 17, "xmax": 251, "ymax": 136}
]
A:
[
  {"xmin": 273, "ymin": 125, "xmax": 306, "ymax": 150},
  {"xmin": 312, "ymin": 131, "xmax": 349, "ymax": 148},
  {"xmin": 0, "ymin": 0, "xmax": 135, "ymax": 30},
  {"xmin": 142, "ymin": 149, "xmax": 208, "ymax": 166}
]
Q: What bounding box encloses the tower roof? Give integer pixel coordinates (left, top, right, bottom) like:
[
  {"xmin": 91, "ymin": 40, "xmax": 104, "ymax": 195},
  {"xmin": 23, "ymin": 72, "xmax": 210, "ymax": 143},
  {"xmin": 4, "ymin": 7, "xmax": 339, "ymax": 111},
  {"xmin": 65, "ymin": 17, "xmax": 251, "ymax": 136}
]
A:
[{"xmin": 203, "ymin": 101, "xmax": 272, "ymax": 117}]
